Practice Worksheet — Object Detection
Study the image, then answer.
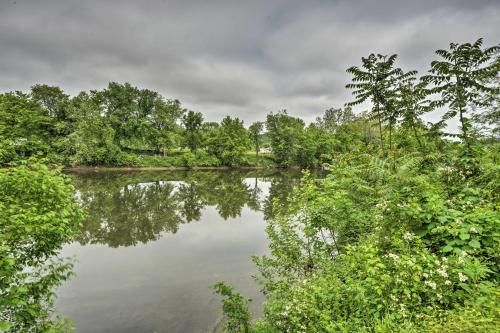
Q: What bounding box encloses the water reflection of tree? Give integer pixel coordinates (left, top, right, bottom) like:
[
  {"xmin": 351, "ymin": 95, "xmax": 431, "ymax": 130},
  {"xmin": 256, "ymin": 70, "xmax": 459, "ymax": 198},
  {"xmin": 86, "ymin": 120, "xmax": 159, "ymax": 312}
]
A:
[
  {"xmin": 69, "ymin": 170, "xmax": 303, "ymax": 247},
  {"xmin": 76, "ymin": 180, "xmax": 183, "ymax": 247},
  {"xmin": 262, "ymin": 172, "xmax": 302, "ymax": 221}
]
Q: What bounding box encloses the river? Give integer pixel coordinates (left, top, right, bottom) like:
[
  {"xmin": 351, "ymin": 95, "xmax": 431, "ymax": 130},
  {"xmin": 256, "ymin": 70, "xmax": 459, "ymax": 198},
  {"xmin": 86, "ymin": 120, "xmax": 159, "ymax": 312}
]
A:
[{"xmin": 55, "ymin": 170, "xmax": 303, "ymax": 333}]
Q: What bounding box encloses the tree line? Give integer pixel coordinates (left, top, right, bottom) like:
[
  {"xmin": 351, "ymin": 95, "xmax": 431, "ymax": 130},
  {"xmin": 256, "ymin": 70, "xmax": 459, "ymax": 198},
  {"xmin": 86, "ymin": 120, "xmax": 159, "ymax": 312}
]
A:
[{"xmin": 1, "ymin": 39, "xmax": 496, "ymax": 169}]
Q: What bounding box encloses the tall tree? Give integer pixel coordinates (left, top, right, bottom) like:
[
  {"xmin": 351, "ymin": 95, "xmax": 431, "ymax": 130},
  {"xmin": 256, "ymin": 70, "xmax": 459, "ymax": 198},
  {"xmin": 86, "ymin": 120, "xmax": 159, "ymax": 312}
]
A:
[
  {"xmin": 206, "ymin": 116, "xmax": 250, "ymax": 166},
  {"xmin": 100, "ymin": 82, "xmax": 140, "ymax": 149},
  {"xmin": 315, "ymin": 107, "xmax": 355, "ymax": 134},
  {"xmin": 30, "ymin": 84, "xmax": 70, "ymax": 122},
  {"xmin": 472, "ymin": 76, "xmax": 500, "ymax": 139},
  {"xmin": 0, "ymin": 92, "xmax": 50, "ymax": 140},
  {"xmin": 248, "ymin": 121, "xmax": 264, "ymax": 156},
  {"xmin": 383, "ymin": 68, "xmax": 419, "ymax": 154},
  {"xmin": 346, "ymin": 54, "xmax": 415, "ymax": 155},
  {"xmin": 62, "ymin": 92, "xmax": 119, "ymax": 166},
  {"xmin": 266, "ymin": 110, "xmax": 304, "ymax": 166},
  {"xmin": 396, "ymin": 78, "xmax": 432, "ymax": 150},
  {"xmin": 150, "ymin": 98, "xmax": 184, "ymax": 156},
  {"xmin": 182, "ymin": 110, "xmax": 204, "ymax": 152},
  {"xmin": 422, "ymin": 38, "xmax": 500, "ymax": 146}
]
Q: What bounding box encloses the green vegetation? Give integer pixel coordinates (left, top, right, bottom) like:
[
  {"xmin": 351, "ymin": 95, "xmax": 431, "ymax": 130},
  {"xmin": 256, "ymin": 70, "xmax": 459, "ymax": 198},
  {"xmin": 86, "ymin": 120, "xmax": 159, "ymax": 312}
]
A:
[
  {"xmin": 0, "ymin": 81, "xmax": 344, "ymax": 169},
  {"xmin": 213, "ymin": 39, "xmax": 500, "ymax": 332},
  {"xmin": 0, "ymin": 163, "xmax": 83, "ymax": 332},
  {"xmin": 0, "ymin": 38, "xmax": 499, "ymax": 332}
]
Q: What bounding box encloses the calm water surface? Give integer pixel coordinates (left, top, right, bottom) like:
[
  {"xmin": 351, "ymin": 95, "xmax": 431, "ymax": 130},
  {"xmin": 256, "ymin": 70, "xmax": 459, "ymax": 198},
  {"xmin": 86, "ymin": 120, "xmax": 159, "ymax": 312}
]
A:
[{"xmin": 56, "ymin": 170, "xmax": 301, "ymax": 333}]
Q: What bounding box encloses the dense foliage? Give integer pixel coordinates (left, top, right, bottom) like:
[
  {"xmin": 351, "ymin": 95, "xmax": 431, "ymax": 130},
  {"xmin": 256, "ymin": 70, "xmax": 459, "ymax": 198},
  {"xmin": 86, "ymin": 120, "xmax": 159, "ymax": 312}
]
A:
[
  {"xmin": 0, "ymin": 163, "xmax": 83, "ymax": 332},
  {"xmin": 0, "ymin": 85, "xmax": 339, "ymax": 169},
  {"xmin": 213, "ymin": 39, "xmax": 500, "ymax": 332}
]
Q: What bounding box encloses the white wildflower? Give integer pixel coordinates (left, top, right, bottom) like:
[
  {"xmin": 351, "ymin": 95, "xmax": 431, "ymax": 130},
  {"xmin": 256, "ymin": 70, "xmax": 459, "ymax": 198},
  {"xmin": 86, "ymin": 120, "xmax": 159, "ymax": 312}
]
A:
[
  {"xmin": 445, "ymin": 280, "xmax": 452, "ymax": 285},
  {"xmin": 458, "ymin": 251, "xmax": 468, "ymax": 264},
  {"xmin": 469, "ymin": 227, "xmax": 478, "ymax": 233},
  {"xmin": 437, "ymin": 268, "xmax": 448, "ymax": 278},
  {"xmin": 403, "ymin": 232, "xmax": 414, "ymax": 241},
  {"xmin": 425, "ymin": 280, "xmax": 437, "ymax": 290},
  {"xmin": 388, "ymin": 253, "xmax": 400, "ymax": 260},
  {"xmin": 458, "ymin": 272, "xmax": 468, "ymax": 282}
]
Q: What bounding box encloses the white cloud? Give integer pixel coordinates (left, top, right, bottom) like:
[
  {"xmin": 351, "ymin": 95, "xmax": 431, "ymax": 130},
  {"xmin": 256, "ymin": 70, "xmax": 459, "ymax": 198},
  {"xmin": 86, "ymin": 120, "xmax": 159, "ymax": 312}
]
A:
[{"xmin": 0, "ymin": 0, "xmax": 498, "ymax": 128}]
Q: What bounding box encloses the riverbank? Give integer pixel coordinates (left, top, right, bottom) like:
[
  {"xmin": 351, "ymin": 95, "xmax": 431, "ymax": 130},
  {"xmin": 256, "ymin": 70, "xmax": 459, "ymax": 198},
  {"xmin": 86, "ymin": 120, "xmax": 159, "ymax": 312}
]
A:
[
  {"xmin": 63, "ymin": 151, "xmax": 281, "ymax": 171},
  {"xmin": 64, "ymin": 165, "xmax": 286, "ymax": 172}
]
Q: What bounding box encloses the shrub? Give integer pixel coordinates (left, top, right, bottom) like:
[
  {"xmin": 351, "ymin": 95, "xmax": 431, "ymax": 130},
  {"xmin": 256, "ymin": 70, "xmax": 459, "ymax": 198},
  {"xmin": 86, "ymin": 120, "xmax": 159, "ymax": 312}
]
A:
[{"xmin": 0, "ymin": 164, "xmax": 84, "ymax": 332}]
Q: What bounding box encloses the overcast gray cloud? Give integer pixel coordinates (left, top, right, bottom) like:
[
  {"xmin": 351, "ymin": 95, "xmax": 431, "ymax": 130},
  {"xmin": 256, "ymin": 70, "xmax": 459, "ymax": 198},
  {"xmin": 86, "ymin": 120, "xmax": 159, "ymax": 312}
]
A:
[{"xmin": 1, "ymin": 0, "xmax": 499, "ymax": 125}]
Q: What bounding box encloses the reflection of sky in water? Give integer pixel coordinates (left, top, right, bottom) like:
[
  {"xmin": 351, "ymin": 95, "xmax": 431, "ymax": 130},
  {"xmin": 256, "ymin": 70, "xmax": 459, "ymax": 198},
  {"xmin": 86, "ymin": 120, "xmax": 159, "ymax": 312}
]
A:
[{"xmin": 56, "ymin": 171, "xmax": 300, "ymax": 333}]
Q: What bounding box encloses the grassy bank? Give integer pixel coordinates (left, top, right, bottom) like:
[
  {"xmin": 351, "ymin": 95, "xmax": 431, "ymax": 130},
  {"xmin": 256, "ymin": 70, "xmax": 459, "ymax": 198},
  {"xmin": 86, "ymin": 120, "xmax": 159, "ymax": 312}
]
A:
[{"xmin": 65, "ymin": 150, "xmax": 278, "ymax": 169}]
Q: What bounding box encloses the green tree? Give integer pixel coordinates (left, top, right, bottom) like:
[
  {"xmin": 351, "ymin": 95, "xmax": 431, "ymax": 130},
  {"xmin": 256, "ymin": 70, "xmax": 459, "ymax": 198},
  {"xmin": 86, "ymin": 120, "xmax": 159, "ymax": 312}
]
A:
[
  {"xmin": 212, "ymin": 282, "xmax": 252, "ymax": 333},
  {"xmin": 266, "ymin": 111, "xmax": 305, "ymax": 166},
  {"xmin": 0, "ymin": 92, "xmax": 50, "ymax": 140},
  {"xmin": 315, "ymin": 107, "xmax": 355, "ymax": 134},
  {"xmin": 150, "ymin": 98, "xmax": 184, "ymax": 156},
  {"xmin": 395, "ymin": 78, "xmax": 431, "ymax": 150},
  {"xmin": 206, "ymin": 116, "xmax": 250, "ymax": 166},
  {"xmin": 100, "ymin": 82, "xmax": 140, "ymax": 149},
  {"xmin": 62, "ymin": 92, "xmax": 120, "ymax": 166},
  {"xmin": 472, "ymin": 75, "xmax": 500, "ymax": 139},
  {"xmin": 296, "ymin": 124, "xmax": 335, "ymax": 167},
  {"xmin": 0, "ymin": 92, "xmax": 53, "ymax": 164},
  {"xmin": 248, "ymin": 121, "xmax": 264, "ymax": 156},
  {"xmin": 200, "ymin": 121, "xmax": 220, "ymax": 147},
  {"xmin": 30, "ymin": 84, "xmax": 72, "ymax": 138},
  {"xmin": 346, "ymin": 54, "xmax": 415, "ymax": 155},
  {"xmin": 182, "ymin": 110, "xmax": 204, "ymax": 152},
  {"xmin": 422, "ymin": 38, "xmax": 500, "ymax": 146}
]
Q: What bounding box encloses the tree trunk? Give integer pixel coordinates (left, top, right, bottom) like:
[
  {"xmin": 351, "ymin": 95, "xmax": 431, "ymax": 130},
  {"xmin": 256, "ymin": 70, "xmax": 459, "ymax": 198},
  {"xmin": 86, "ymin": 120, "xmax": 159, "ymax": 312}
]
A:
[
  {"xmin": 389, "ymin": 121, "xmax": 393, "ymax": 153},
  {"xmin": 411, "ymin": 120, "xmax": 423, "ymax": 150},
  {"xmin": 375, "ymin": 104, "xmax": 385, "ymax": 156},
  {"xmin": 459, "ymin": 107, "xmax": 470, "ymax": 150}
]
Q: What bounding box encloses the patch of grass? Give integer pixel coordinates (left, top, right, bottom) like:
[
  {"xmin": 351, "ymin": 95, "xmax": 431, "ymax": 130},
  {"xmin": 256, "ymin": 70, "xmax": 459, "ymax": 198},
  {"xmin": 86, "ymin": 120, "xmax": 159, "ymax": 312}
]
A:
[{"xmin": 114, "ymin": 151, "xmax": 277, "ymax": 168}]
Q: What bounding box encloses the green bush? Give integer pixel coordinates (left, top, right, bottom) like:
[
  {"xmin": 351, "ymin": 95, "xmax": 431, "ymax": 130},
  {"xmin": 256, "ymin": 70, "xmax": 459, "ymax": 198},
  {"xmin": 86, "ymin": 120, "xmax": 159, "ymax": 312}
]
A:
[
  {"xmin": 213, "ymin": 282, "xmax": 252, "ymax": 333},
  {"xmin": 217, "ymin": 145, "xmax": 500, "ymax": 333},
  {"xmin": 0, "ymin": 164, "xmax": 84, "ymax": 332},
  {"xmin": 112, "ymin": 151, "xmax": 140, "ymax": 166},
  {"xmin": 182, "ymin": 151, "xmax": 197, "ymax": 167}
]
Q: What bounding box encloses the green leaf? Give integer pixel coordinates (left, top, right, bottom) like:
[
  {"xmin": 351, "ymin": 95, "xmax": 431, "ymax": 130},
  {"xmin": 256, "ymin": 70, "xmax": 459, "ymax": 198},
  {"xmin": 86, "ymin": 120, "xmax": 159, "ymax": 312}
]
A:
[
  {"xmin": 0, "ymin": 320, "xmax": 12, "ymax": 331},
  {"xmin": 459, "ymin": 233, "xmax": 470, "ymax": 240},
  {"xmin": 469, "ymin": 239, "xmax": 481, "ymax": 249},
  {"xmin": 442, "ymin": 245, "xmax": 454, "ymax": 252}
]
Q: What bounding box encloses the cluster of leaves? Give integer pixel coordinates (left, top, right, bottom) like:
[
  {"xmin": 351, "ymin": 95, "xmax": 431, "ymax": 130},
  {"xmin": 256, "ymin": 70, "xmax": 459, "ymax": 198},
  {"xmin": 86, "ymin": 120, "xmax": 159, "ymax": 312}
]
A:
[{"xmin": 0, "ymin": 163, "xmax": 84, "ymax": 332}]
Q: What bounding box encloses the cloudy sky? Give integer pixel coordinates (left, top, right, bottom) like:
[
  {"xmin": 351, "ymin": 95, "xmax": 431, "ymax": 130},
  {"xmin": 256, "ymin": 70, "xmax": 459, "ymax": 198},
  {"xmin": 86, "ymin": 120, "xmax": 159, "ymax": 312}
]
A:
[{"xmin": 1, "ymin": 0, "xmax": 499, "ymax": 124}]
